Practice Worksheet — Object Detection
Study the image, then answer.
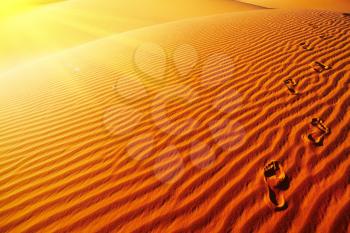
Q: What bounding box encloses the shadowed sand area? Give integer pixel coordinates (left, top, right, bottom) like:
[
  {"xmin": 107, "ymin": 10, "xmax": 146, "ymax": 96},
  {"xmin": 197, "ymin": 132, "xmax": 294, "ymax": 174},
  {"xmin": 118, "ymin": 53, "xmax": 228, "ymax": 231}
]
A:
[{"xmin": 0, "ymin": 9, "xmax": 349, "ymax": 233}]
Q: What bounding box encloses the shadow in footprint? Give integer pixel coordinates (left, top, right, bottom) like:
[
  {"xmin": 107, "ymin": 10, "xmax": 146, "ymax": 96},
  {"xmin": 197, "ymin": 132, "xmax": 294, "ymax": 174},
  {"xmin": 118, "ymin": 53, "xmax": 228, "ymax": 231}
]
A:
[
  {"xmin": 284, "ymin": 79, "xmax": 299, "ymax": 95},
  {"xmin": 308, "ymin": 133, "xmax": 325, "ymax": 146},
  {"xmin": 263, "ymin": 160, "xmax": 290, "ymax": 211},
  {"xmin": 276, "ymin": 175, "xmax": 290, "ymax": 190},
  {"xmin": 268, "ymin": 188, "xmax": 289, "ymax": 211},
  {"xmin": 311, "ymin": 61, "xmax": 332, "ymax": 73},
  {"xmin": 342, "ymin": 13, "xmax": 350, "ymax": 17}
]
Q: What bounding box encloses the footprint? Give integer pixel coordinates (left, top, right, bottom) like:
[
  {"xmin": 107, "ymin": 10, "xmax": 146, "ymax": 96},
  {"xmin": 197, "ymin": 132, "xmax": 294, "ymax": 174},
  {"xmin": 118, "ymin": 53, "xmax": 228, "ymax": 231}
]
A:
[
  {"xmin": 263, "ymin": 160, "xmax": 289, "ymax": 210},
  {"xmin": 311, "ymin": 118, "xmax": 330, "ymax": 133},
  {"xmin": 299, "ymin": 42, "xmax": 313, "ymax": 51},
  {"xmin": 307, "ymin": 130, "xmax": 325, "ymax": 146},
  {"xmin": 284, "ymin": 79, "xmax": 299, "ymax": 95},
  {"xmin": 307, "ymin": 117, "xmax": 330, "ymax": 146},
  {"xmin": 311, "ymin": 61, "xmax": 332, "ymax": 73},
  {"xmin": 342, "ymin": 13, "xmax": 350, "ymax": 17}
]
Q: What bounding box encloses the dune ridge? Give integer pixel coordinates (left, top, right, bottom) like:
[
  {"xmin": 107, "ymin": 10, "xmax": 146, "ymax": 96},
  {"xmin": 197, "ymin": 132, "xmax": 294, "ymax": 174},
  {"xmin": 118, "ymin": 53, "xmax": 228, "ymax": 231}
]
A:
[{"xmin": 0, "ymin": 9, "xmax": 349, "ymax": 233}]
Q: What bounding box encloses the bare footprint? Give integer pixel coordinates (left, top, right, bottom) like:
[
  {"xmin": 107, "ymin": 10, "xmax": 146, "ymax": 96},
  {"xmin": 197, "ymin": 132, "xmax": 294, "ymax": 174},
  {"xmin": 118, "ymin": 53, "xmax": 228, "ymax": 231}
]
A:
[
  {"xmin": 284, "ymin": 79, "xmax": 299, "ymax": 95},
  {"xmin": 300, "ymin": 42, "xmax": 313, "ymax": 51},
  {"xmin": 311, "ymin": 61, "xmax": 332, "ymax": 73},
  {"xmin": 307, "ymin": 117, "xmax": 330, "ymax": 146},
  {"xmin": 263, "ymin": 160, "xmax": 289, "ymax": 210},
  {"xmin": 311, "ymin": 118, "xmax": 330, "ymax": 134},
  {"xmin": 308, "ymin": 130, "xmax": 325, "ymax": 146}
]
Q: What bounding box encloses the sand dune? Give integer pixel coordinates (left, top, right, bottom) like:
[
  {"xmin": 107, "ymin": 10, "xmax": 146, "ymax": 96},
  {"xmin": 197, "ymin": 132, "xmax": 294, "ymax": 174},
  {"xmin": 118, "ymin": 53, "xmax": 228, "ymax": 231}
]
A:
[
  {"xmin": 238, "ymin": 0, "xmax": 350, "ymax": 11},
  {"xmin": 0, "ymin": 0, "xmax": 264, "ymax": 72},
  {"xmin": 0, "ymin": 9, "xmax": 349, "ymax": 233}
]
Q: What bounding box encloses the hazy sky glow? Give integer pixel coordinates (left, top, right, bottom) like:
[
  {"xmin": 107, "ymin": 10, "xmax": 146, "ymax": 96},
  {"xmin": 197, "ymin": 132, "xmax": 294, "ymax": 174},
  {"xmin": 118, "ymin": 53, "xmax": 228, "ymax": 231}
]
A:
[
  {"xmin": 0, "ymin": 0, "xmax": 63, "ymax": 17},
  {"xmin": 0, "ymin": 2, "xmax": 30, "ymax": 17}
]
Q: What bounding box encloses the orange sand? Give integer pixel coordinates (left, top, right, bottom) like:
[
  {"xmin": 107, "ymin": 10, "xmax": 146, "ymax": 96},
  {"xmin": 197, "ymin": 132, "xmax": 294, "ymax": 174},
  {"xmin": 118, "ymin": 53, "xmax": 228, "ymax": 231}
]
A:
[
  {"xmin": 239, "ymin": 0, "xmax": 350, "ymax": 11},
  {"xmin": 0, "ymin": 9, "xmax": 349, "ymax": 233}
]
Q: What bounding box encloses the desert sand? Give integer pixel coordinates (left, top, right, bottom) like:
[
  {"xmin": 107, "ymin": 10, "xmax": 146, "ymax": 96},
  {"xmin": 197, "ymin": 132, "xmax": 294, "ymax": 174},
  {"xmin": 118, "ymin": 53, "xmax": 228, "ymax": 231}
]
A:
[
  {"xmin": 0, "ymin": 3, "xmax": 350, "ymax": 233},
  {"xmin": 0, "ymin": 0, "xmax": 263, "ymax": 72},
  {"xmin": 239, "ymin": 0, "xmax": 350, "ymax": 12}
]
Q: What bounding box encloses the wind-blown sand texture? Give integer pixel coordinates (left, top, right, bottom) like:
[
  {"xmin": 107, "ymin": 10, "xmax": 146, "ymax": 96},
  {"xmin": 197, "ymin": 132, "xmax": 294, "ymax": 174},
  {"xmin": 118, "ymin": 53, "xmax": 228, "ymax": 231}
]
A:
[
  {"xmin": 238, "ymin": 0, "xmax": 350, "ymax": 12},
  {"xmin": 0, "ymin": 9, "xmax": 349, "ymax": 233}
]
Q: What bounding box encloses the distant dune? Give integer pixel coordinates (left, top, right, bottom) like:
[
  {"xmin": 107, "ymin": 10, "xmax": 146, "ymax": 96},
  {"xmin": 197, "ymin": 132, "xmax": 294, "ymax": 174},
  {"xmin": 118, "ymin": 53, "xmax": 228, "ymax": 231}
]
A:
[
  {"xmin": 0, "ymin": 0, "xmax": 264, "ymax": 72},
  {"xmin": 0, "ymin": 9, "xmax": 349, "ymax": 233},
  {"xmin": 238, "ymin": 0, "xmax": 350, "ymax": 11}
]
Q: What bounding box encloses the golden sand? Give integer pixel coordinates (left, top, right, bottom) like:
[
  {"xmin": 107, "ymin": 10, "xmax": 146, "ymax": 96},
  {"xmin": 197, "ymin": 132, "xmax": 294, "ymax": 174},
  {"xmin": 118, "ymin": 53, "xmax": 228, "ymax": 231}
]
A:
[
  {"xmin": 0, "ymin": 0, "xmax": 263, "ymax": 72},
  {"xmin": 0, "ymin": 8, "xmax": 349, "ymax": 232}
]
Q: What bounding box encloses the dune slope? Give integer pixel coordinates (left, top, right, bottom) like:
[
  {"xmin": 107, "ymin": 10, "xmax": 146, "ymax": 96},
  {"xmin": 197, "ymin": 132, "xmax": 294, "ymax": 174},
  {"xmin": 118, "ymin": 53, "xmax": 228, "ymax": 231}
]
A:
[
  {"xmin": 0, "ymin": 0, "xmax": 264, "ymax": 72},
  {"xmin": 238, "ymin": 0, "xmax": 350, "ymax": 12},
  {"xmin": 0, "ymin": 9, "xmax": 349, "ymax": 233}
]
